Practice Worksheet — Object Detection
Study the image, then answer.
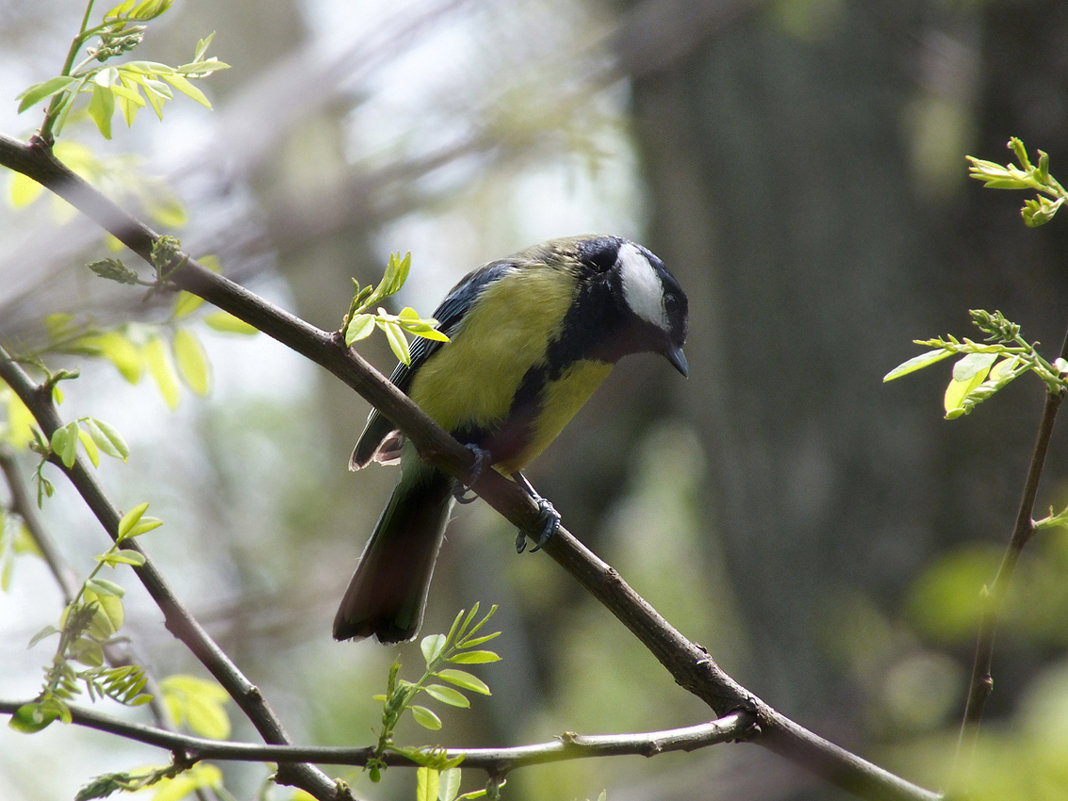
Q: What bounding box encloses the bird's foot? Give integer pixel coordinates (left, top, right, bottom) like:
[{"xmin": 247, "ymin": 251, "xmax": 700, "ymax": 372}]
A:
[
  {"xmin": 453, "ymin": 443, "xmax": 489, "ymax": 504},
  {"xmin": 513, "ymin": 473, "xmax": 560, "ymax": 553}
]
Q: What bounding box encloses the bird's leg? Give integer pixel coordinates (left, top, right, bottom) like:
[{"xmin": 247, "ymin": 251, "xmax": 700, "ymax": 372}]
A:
[
  {"xmin": 453, "ymin": 443, "xmax": 489, "ymax": 504},
  {"xmin": 512, "ymin": 472, "xmax": 560, "ymax": 553}
]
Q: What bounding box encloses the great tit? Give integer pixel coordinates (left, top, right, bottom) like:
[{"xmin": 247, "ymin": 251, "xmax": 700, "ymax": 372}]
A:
[{"xmin": 333, "ymin": 235, "xmax": 689, "ymax": 643}]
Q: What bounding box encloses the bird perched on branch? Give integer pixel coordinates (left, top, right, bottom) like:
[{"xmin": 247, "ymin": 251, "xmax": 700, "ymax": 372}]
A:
[{"xmin": 334, "ymin": 235, "xmax": 689, "ymax": 643}]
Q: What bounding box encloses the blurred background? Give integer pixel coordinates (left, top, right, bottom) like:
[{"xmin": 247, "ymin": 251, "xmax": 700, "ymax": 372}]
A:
[{"xmin": 2, "ymin": 1, "xmax": 1068, "ymax": 799}]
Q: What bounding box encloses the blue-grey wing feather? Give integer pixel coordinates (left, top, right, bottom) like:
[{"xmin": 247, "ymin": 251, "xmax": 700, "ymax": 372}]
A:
[{"xmin": 349, "ymin": 260, "xmax": 515, "ymax": 469}]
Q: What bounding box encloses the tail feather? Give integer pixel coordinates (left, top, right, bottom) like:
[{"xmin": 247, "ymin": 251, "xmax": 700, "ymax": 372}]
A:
[{"xmin": 333, "ymin": 466, "xmax": 454, "ymax": 643}]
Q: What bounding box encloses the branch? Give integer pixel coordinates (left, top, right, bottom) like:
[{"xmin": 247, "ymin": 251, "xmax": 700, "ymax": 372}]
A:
[
  {"xmin": 0, "ymin": 697, "xmax": 750, "ymax": 771},
  {"xmin": 0, "ymin": 444, "xmax": 80, "ymax": 602},
  {"xmin": 951, "ymin": 324, "xmax": 1068, "ymax": 787},
  {"xmin": 0, "ymin": 350, "xmax": 348, "ymax": 801},
  {"xmin": 0, "ymin": 133, "xmax": 939, "ymax": 801}
]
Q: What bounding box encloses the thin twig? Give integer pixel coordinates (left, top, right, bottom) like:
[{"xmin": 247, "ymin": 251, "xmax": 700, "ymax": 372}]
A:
[
  {"xmin": 0, "ymin": 698, "xmax": 750, "ymax": 770},
  {"xmin": 0, "ymin": 132, "xmax": 940, "ymax": 801},
  {"xmin": 0, "ymin": 445, "xmax": 80, "ymax": 601},
  {"xmin": 950, "ymin": 325, "xmax": 1068, "ymax": 790}
]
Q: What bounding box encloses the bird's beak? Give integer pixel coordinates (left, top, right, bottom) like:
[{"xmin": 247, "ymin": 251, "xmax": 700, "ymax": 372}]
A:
[{"xmin": 666, "ymin": 346, "xmax": 688, "ymax": 377}]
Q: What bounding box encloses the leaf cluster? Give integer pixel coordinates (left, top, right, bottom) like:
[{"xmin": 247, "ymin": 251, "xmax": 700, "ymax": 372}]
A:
[
  {"xmin": 967, "ymin": 137, "xmax": 1067, "ymax": 227},
  {"xmin": 9, "ymin": 502, "xmax": 161, "ymax": 734},
  {"xmin": 883, "ymin": 309, "xmax": 1068, "ymax": 419},
  {"xmin": 75, "ymin": 762, "xmax": 222, "ymax": 801},
  {"xmin": 369, "ymin": 604, "xmax": 500, "ymax": 795},
  {"xmin": 16, "ymin": 1, "xmax": 229, "ymax": 142},
  {"xmin": 344, "ymin": 252, "xmax": 449, "ymax": 365}
]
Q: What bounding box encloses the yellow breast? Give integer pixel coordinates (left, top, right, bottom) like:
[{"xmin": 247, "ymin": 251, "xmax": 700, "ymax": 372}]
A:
[{"xmin": 407, "ymin": 265, "xmax": 611, "ymax": 472}]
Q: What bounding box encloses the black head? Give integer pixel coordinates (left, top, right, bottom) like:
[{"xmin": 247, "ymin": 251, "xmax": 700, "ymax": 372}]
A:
[{"xmin": 571, "ymin": 236, "xmax": 689, "ymax": 375}]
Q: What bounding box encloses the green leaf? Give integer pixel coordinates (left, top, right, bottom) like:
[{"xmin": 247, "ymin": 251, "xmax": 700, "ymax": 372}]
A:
[
  {"xmin": 380, "ymin": 319, "xmax": 411, "ymax": 365},
  {"xmin": 147, "ymin": 764, "xmax": 222, "ymax": 801},
  {"xmin": 439, "ymin": 768, "xmax": 462, "ymax": 801},
  {"xmin": 193, "ymin": 32, "xmax": 216, "ymax": 63},
  {"xmin": 416, "ymin": 767, "xmax": 439, "ymax": 801},
  {"xmin": 84, "ymin": 590, "xmax": 125, "ymax": 639},
  {"xmin": 79, "ymin": 332, "xmax": 143, "ymax": 384},
  {"xmin": 345, "ymin": 313, "xmax": 376, "ymax": 346},
  {"xmin": 421, "ymin": 633, "xmax": 447, "ymax": 667},
  {"xmin": 9, "ymin": 700, "xmax": 63, "ymax": 733},
  {"xmin": 160, "ymin": 71, "xmax": 210, "ymax": 107},
  {"xmin": 117, "ymin": 502, "xmax": 151, "ymax": 541},
  {"xmin": 86, "ymin": 418, "xmax": 130, "ymax": 461},
  {"xmin": 952, "ymin": 352, "xmax": 998, "ymax": 382},
  {"xmin": 202, "ymin": 311, "xmax": 258, "ymax": 335},
  {"xmin": 124, "ymin": 0, "xmax": 174, "ymax": 21},
  {"xmin": 161, "ymin": 675, "xmax": 231, "ymax": 739},
  {"xmin": 87, "ymin": 80, "xmax": 116, "ymax": 140},
  {"xmin": 173, "ymin": 291, "xmax": 205, "ymax": 319},
  {"xmin": 16, "ymin": 75, "xmax": 78, "ymax": 114},
  {"xmin": 9, "ymin": 170, "xmax": 45, "ymax": 208},
  {"xmin": 172, "ymin": 328, "xmax": 211, "ymax": 396},
  {"xmin": 143, "ymin": 335, "xmax": 180, "ymax": 408},
  {"xmin": 448, "ymin": 650, "xmax": 501, "ymax": 665},
  {"xmin": 50, "ymin": 422, "xmax": 80, "ymax": 467},
  {"xmin": 423, "ymin": 684, "xmax": 470, "ymax": 708},
  {"xmin": 883, "ymin": 348, "xmax": 954, "ymax": 382},
  {"xmin": 27, "ymin": 624, "xmax": 60, "ymax": 648},
  {"xmin": 96, "ymin": 548, "xmax": 146, "ymax": 567},
  {"xmin": 454, "ymin": 631, "xmax": 500, "ymax": 649},
  {"xmin": 87, "ymin": 577, "xmax": 127, "ymax": 597},
  {"xmin": 410, "ymin": 705, "xmax": 442, "ymax": 730},
  {"xmin": 944, "ymin": 352, "xmax": 998, "ymax": 418},
  {"xmin": 434, "ymin": 669, "xmax": 490, "ymax": 696},
  {"xmin": 78, "ymin": 427, "xmax": 100, "ymax": 468}
]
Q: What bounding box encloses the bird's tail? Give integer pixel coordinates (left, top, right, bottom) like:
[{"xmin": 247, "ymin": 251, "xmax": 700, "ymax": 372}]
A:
[{"xmin": 333, "ymin": 465, "xmax": 454, "ymax": 643}]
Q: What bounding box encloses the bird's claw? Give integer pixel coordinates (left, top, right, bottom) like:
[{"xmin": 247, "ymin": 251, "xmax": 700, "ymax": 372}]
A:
[
  {"xmin": 453, "ymin": 444, "xmax": 489, "ymax": 504},
  {"xmin": 515, "ymin": 486, "xmax": 560, "ymax": 554}
]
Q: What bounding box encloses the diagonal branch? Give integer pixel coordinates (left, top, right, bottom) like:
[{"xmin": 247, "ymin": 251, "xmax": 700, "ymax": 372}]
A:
[{"xmin": 0, "ymin": 132, "xmax": 939, "ymax": 801}]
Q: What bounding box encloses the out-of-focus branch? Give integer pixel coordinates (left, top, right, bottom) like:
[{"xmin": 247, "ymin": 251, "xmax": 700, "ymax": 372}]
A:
[
  {"xmin": 0, "ymin": 132, "xmax": 939, "ymax": 801},
  {"xmin": 0, "ymin": 445, "xmax": 79, "ymax": 601}
]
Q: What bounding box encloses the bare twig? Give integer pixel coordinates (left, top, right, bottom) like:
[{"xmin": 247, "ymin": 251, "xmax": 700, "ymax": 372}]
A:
[
  {"xmin": 0, "ymin": 132, "xmax": 940, "ymax": 801},
  {"xmin": 0, "ymin": 697, "xmax": 750, "ymax": 771},
  {"xmin": 0, "ymin": 445, "xmax": 79, "ymax": 601},
  {"xmin": 950, "ymin": 325, "xmax": 1068, "ymax": 789}
]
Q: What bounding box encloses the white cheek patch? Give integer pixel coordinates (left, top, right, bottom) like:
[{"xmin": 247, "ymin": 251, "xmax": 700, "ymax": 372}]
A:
[{"xmin": 618, "ymin": 242, "xmax": 667, "ymax": 329}]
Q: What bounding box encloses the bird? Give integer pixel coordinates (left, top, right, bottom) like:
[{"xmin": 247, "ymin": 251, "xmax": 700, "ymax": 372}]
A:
[{"xmin": 333, "ymin": 234, "xmax": 689, "ymax": 643}]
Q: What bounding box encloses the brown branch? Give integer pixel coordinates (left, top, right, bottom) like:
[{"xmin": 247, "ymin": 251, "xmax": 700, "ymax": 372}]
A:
[
  {"xmin": 0, "ymin": 132, "xmax": 939, "ymax": 801},
  {"xmin": 951, "ymin": 325, "xmax": 1068, "ymax": 789},
  {"xmin": 0, "ymin": 697, "xmax": 750, "ymax": 772}
]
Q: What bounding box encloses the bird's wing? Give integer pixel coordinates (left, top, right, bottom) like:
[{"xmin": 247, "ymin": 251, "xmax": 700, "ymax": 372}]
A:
[{"xmin": 349, "ymin": 260, "xmax": 515, "ymax": 469}]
